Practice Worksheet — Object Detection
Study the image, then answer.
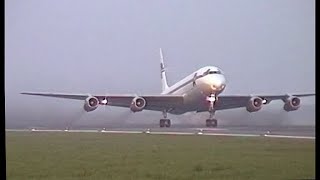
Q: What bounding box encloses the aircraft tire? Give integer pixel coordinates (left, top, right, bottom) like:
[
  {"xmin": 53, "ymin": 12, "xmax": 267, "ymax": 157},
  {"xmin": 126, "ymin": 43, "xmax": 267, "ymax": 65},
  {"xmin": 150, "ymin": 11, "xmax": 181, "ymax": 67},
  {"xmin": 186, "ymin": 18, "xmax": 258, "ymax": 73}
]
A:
[
  {"xmin": 160, "ymin": 119, "xmax": 165, "ymax": 128},
  {"xmin": 165, "ymin": 119, "xmax": 171, "ymax": 128},
  {"xmin": 212, "ymin": 119, "xmax": 218, "ymax": 127},
  {"xmin": 206, "ymin": 119, "xmax": 218, "ymax": 128}
]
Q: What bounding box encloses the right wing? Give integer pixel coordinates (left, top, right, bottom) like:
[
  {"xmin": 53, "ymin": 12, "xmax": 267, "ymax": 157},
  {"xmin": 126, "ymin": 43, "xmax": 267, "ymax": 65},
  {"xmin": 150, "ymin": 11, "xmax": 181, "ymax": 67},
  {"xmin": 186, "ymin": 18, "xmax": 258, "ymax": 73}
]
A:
[
  {"xmin": 21, "ymin": 92, "xmax": 184, "ymax": 112},
  {"xmin": 196, "ymin": 93, "xmax": 315, "ymax": 112}
]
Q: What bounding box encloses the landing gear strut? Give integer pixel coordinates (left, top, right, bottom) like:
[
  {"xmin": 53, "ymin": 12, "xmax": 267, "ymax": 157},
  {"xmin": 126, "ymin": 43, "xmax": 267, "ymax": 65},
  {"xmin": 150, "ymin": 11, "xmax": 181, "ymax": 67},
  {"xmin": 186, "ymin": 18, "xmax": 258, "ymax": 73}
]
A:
[
  {"xmin": 160, "ymin": 110, "xmax": 171, "ymax": 128},
  {"xmin": 206, "ymin": 94, "xmax": 218, "ymax": 128}
]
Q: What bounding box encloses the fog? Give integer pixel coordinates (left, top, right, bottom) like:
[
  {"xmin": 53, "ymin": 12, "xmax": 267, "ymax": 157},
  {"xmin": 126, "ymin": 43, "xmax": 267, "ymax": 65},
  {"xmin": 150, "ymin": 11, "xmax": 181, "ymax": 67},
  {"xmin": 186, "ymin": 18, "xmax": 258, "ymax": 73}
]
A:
[{"xmin": 5, "ymin": 0, "xmax": 315, "ymax": 129}]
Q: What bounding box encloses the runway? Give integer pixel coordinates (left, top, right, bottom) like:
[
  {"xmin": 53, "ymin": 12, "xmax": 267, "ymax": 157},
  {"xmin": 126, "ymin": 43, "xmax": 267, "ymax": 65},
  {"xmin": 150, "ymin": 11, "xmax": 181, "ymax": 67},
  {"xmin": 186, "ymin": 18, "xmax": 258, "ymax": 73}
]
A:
[{"xmin": 6, "ymin": 125, "xmax": 315, "ymax": 140}]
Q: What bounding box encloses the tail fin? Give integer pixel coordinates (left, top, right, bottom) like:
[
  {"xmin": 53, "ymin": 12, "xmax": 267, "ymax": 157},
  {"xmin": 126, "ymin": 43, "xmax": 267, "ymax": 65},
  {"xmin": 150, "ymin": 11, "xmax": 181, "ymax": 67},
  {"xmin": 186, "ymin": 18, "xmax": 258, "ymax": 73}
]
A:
[{"xmin": 160, "ymin": 48, "xmax": 169, "ymax": 92}]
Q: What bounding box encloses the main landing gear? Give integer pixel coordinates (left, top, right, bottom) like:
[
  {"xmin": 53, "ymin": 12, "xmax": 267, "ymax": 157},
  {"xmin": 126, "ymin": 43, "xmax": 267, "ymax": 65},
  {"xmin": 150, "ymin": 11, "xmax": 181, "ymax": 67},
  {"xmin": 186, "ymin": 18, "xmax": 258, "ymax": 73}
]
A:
[
  {"xmin": 160, "ymin": 110, "xmax": 171, "ymax": 128},
  {"xmin": 206, "ymin": 118, "xmax": 218, "ymax": 128},
  {"xmin": 206, "ymin": 94, "xmax": 218, "ymax": 128},
  {"xmin": 160, "ymin": 119, "xmax": 171, "ymax": 128}
]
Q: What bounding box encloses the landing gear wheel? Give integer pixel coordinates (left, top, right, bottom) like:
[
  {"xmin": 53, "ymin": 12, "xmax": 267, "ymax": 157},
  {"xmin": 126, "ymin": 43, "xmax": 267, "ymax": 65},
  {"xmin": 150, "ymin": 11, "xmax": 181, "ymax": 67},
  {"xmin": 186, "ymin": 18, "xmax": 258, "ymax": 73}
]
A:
[
  {"xmin": 160, "ymin": 119, "xmax": 171, "ymax": 128},
  {"xmin": 205, "ymin": 119, "xmax": 211, "ymax": 127},
  {"xmin": 165, "ymin": 119, "xmax": 171, "ymax": 127},
  {"xmin": 212, "ymin": 119, "xmax": 217, "ymax": 127},
  {"xmin": 160, "ymin": 119, "xmax": 165, "ymax": 128},
  {"xmin": 206, "ymin": 119, "xmax": 218, "ymax": 128}
]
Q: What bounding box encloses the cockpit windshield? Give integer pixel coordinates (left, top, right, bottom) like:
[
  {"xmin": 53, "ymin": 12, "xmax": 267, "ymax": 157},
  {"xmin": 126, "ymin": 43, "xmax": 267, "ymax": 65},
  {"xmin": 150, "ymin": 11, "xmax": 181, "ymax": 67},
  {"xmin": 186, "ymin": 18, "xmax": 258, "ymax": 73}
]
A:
[{"xmin": 208, "ymin": 70, "xmax": 221, "ymax": 74}]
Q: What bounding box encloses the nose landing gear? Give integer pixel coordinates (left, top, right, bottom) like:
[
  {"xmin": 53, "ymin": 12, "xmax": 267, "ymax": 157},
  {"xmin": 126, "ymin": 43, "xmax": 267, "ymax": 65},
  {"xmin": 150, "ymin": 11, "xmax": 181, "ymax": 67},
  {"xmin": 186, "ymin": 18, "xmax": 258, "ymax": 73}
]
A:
[{"xmin": 206, "ymin": 94, "xmax": 218, "ymax": 128}]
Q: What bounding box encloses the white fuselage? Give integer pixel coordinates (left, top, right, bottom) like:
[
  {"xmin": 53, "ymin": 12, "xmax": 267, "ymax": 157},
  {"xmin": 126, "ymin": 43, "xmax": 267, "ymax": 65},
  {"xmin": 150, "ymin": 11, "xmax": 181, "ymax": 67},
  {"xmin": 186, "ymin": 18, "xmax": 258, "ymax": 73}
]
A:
[{"xmin": 161, "ymin": 66, "xmax": 226, "ymax": 114}]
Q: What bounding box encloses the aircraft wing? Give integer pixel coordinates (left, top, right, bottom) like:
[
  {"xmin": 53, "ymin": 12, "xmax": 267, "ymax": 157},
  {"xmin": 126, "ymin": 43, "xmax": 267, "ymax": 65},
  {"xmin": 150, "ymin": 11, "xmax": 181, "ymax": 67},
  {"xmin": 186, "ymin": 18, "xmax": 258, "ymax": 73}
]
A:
[
  {"xmin": 196, "ymin": 93, "xmax": 315, "ymax": 112},
  {"xmin": 21, "ymin": 92, "xmax": 184, "ymax": 112}
]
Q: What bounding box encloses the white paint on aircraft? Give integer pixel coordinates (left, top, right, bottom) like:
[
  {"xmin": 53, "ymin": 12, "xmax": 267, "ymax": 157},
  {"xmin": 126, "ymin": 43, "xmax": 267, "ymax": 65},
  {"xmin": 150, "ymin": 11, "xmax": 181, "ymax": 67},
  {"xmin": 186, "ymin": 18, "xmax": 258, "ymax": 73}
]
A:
[{"xmin": 20, "ymin": 48, "xmax": 315, "ymax": 128}]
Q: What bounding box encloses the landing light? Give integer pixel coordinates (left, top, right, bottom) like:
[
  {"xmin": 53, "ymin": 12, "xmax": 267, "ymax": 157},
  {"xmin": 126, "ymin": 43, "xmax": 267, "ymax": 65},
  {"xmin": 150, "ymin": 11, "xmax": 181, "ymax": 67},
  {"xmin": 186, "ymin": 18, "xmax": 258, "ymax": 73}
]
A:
[
  {"xmin": 197, "ymin": 129, "xmax": 203, "ymax": 135},
  {"xmin": 144, "ymin": 129, "xmax": 151, "ymax": 134},
  {"xmin": 206, "ymin": 96, "xmax": 216, "ymax": 102},
  {"xmin": 262, "ymin": 99, "xmax": 267, "ymax": 104},
  {"xmin": 101, "ymin": 98, "xmax": 108, "ymax": 105}
]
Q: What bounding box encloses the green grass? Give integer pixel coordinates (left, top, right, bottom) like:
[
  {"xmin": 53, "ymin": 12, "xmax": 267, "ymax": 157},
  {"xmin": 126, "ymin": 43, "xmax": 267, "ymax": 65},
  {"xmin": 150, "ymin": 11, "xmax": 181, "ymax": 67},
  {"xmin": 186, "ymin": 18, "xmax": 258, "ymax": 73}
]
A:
[{"xmin": 6, "ymin": 132, "xmax": 315, "ymax": 180}]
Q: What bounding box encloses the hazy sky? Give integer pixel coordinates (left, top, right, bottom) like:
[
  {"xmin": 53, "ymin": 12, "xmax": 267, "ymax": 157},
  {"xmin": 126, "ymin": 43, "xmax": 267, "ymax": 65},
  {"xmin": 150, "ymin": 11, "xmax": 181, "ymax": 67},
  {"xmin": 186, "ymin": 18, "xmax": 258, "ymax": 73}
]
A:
[{"xmin": 5, "ymin": 0, "xmax": 315, "ymax": 128}]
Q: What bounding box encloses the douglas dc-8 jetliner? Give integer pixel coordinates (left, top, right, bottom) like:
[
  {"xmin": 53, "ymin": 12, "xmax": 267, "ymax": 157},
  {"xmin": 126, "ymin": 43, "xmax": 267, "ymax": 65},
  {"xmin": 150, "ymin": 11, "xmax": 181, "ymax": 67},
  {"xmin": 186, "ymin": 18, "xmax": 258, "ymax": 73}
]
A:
[{"xmin": 22, "ymin": 49, "xmax": 315, "ymax": 128}]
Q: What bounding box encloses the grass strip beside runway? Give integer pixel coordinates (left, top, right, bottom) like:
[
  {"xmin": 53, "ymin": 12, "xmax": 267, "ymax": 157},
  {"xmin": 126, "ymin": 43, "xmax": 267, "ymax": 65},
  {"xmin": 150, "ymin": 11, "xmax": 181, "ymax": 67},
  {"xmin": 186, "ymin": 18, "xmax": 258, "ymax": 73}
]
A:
[{"xmin": 6, "ymin": 131, "xmax": 315, "ymax": 180}]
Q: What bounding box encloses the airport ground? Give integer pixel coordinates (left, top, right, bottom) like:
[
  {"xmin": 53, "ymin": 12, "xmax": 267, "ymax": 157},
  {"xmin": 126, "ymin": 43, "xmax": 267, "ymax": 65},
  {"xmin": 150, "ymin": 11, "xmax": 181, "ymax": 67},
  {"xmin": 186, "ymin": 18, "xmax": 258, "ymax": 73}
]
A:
[{"xmin": 6, "ymin": 130, "xmax": 315, "ymax": 180}]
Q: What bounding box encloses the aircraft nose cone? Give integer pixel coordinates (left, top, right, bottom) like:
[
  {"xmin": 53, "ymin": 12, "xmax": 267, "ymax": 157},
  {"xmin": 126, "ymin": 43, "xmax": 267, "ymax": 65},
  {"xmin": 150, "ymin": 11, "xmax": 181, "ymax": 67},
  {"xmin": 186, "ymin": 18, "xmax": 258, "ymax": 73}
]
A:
[
  {"xmin": 212, "ymin": 83, "xmax": 225, "ymax": 90},
  {"xmin": 212, "ymin": 76, "xmax": 226, "ymax": 90}
]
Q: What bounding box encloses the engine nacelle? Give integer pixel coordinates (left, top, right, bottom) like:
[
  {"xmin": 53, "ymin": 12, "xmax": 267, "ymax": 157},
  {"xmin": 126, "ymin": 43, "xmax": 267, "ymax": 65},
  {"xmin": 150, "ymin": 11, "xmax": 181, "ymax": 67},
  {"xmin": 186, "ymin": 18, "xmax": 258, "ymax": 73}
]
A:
[
  {"xmin": 246, "ymin": 97, "xmax": 263, "ymax": 112},
  {"xmin": 130, "ymin": 97, "xmax": 146, "ymax": 112},
  {"xmin": 84, "ymin": 96, "xmax": 99, "ymax": 112},
  {"xmin": 283, "ymin": 96, "xmax": 301, "ymax": 112}
]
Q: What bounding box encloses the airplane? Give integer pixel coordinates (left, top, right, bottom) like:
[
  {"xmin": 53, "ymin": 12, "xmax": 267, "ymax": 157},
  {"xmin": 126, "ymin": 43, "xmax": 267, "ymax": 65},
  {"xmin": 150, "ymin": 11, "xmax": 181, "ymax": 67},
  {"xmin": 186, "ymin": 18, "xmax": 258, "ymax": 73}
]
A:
[{"xmin": 21, "ymin": 48, "xmax": 315, "ymax": 128}]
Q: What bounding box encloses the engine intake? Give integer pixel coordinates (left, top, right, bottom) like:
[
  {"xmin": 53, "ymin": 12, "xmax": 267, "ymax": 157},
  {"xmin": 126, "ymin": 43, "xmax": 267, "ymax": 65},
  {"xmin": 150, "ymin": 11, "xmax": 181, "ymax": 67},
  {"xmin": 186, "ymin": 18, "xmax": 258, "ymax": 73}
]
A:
[
  {"xmin": 246, "ymin": 97, "xmax": 263, "ymax": 112},
  {"xmin": 84, "ymin": 96, "xmax": 99, "ymax": 112},
  {"xmin": 283, "ymin": 96, "xmax": 300, "ymax": 111},
  {"xmin": 130, "ymin": 97, "xmax": 146, "ymax": 112}
]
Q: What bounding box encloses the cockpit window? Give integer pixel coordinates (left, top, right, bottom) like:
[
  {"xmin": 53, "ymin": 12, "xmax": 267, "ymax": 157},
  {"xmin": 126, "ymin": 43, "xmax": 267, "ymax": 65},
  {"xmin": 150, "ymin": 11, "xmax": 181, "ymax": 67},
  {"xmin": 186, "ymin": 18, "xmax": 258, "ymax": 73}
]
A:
[{"xmin": 208, "ymin": 70, "xmax": 221, "ymax": 74}]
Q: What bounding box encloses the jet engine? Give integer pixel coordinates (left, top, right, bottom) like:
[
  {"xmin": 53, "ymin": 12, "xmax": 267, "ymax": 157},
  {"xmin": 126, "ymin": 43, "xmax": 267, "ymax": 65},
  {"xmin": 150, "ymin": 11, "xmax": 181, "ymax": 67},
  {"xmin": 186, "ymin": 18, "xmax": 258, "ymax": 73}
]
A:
[
  {"xmin": 283, "ymin": 96, "xmax": 301, "ymax": 112},
  {"xmin": 130, "ymin": 97, "xmax": 146, "ymax": 112},
  {"xmin": 246, "ymin": 97, "xmax": 263, "ymax": 112},
  {"xmin": 84, "ymin": 96, "xmax": 99, "ymax": 112}
]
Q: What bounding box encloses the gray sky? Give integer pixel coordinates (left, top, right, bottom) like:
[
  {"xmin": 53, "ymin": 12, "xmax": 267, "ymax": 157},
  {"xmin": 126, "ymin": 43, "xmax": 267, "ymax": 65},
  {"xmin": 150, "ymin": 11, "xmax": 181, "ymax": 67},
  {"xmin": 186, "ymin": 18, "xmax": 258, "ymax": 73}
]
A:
[{"xmin": 5, "ymin": 0, "xmax": 315, "ymax": 128}]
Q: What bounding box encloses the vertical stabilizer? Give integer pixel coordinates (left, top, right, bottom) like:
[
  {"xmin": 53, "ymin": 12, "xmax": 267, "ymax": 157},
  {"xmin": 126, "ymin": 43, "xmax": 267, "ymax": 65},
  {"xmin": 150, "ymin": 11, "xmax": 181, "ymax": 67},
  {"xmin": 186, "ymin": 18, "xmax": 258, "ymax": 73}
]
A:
[{"xmin": 160, "ymin": 48, "xmax": 169, "ymax": 92}]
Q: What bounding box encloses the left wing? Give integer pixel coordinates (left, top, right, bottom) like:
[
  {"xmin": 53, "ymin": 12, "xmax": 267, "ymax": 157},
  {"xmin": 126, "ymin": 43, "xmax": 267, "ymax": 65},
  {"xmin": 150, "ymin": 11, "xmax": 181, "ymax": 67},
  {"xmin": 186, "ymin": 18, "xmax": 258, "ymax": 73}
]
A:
[
  {"xmin": 21, "ymin": 92, "xmax": 184, "ymax": 112},
  {"xmin": 196, "ymin": 93, "xmax": 315, "ymax": 112}
]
